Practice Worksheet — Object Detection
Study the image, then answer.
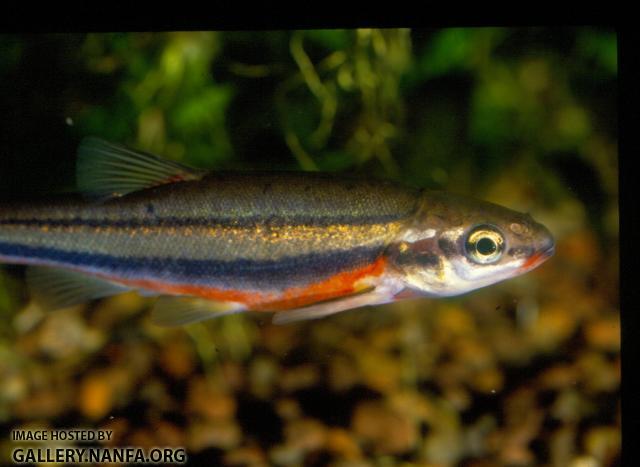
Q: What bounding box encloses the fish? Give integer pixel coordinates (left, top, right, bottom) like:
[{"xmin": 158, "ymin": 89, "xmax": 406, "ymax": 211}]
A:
[{"xmin": 0, "ymin": 138, "xmax": 555, "ymax": 325}]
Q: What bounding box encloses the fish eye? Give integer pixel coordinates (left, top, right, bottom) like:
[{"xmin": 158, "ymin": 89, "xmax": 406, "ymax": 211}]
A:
[{"xmin": 465, "ymin": 225, "xmax": 505, "ymax": 264}]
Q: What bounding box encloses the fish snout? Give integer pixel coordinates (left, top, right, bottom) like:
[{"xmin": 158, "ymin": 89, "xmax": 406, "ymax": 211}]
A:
[{"xmin": 520, "ymin": 228, "xmax": 555, "ymax": 272}]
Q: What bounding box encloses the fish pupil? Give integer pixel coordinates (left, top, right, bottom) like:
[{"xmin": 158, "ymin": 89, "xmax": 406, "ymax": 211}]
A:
[{"xmin": 476, "ymin": 237, "xmax": 497, "ymax": 256}]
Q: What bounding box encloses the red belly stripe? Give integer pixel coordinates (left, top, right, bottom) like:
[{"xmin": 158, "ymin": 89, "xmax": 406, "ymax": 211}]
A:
[{"xmin": 110, "ymin": 255, "xmax": 388, "ymax": 311}]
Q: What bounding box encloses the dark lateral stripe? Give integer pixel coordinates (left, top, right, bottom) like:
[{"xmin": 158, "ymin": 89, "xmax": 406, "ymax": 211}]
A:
[
  {"xmin": 0, "ymin": 213, "xmax": 407, "ymax": 229},
  {"xmin": 0, "ymin": 241, "xmax": 383, "ymax": 289}
]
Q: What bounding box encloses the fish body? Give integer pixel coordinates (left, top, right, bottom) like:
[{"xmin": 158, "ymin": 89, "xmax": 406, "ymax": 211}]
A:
[
  {"xmin": 0, "ymin": 173, "xmax": 417, "ymax": 309},
  {"xmin": 0, "ymin": 139, "xmax": 554, "ymax": 324}
]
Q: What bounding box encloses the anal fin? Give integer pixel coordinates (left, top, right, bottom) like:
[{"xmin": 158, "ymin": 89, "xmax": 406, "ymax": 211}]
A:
[{"xmin": 27, "ymin": 266, "xmax": 131, "ymax": 310}]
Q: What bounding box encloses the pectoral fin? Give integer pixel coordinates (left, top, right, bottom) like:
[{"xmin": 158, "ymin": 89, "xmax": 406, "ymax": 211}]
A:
[
  {"xmin": 26, "ymin": 266, "xmax": 131, "ymax": 310},
  {"xmin": 271, "ymin": 288, "xmax": 392, "ymax": 325},
  {"xmin": 151, "ymin": 296, "xmax": 246, "ymax": 326}
]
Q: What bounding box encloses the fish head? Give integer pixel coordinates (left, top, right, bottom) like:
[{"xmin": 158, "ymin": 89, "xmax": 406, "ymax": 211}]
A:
[{"xmin": 387, "ymin": 191, "xmax": 555, "ymax": 296}]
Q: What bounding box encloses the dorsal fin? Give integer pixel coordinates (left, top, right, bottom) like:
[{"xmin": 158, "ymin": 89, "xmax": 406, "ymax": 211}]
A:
[{"xmin": 77, "ymin": 137, "xmax": 206, "ymax": 200}]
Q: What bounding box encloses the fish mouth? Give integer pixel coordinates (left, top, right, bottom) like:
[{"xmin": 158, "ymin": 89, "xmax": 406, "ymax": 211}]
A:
[{"xmin": 520, "ymin": 242, "xmax": 555, "ymax": 272}]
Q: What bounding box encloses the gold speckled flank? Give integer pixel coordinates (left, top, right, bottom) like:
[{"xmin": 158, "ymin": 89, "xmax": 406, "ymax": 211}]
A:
[
  {"xmin": 0, "ymin": 171, "xmax": 421, "ymax": 294},
  {"xmin": 0, "ymin": 219, "xmax": 406, "ymax": 262}
]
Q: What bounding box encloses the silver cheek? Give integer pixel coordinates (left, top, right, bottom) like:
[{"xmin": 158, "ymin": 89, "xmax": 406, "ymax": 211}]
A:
[
  {"xmin": 451, "ymin": 256, "xmax": 526, "ymax": 286},
  {"xmin": 404, "ymin": 257, "xmax": 477, "ymax": 297},
  {"xmin": 401, "ymin": 255, "xmax": 526, "ymax": 297},
  {"xmin": 398, "ymin": 257, "xmax": 452, "ymax": 296}
]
